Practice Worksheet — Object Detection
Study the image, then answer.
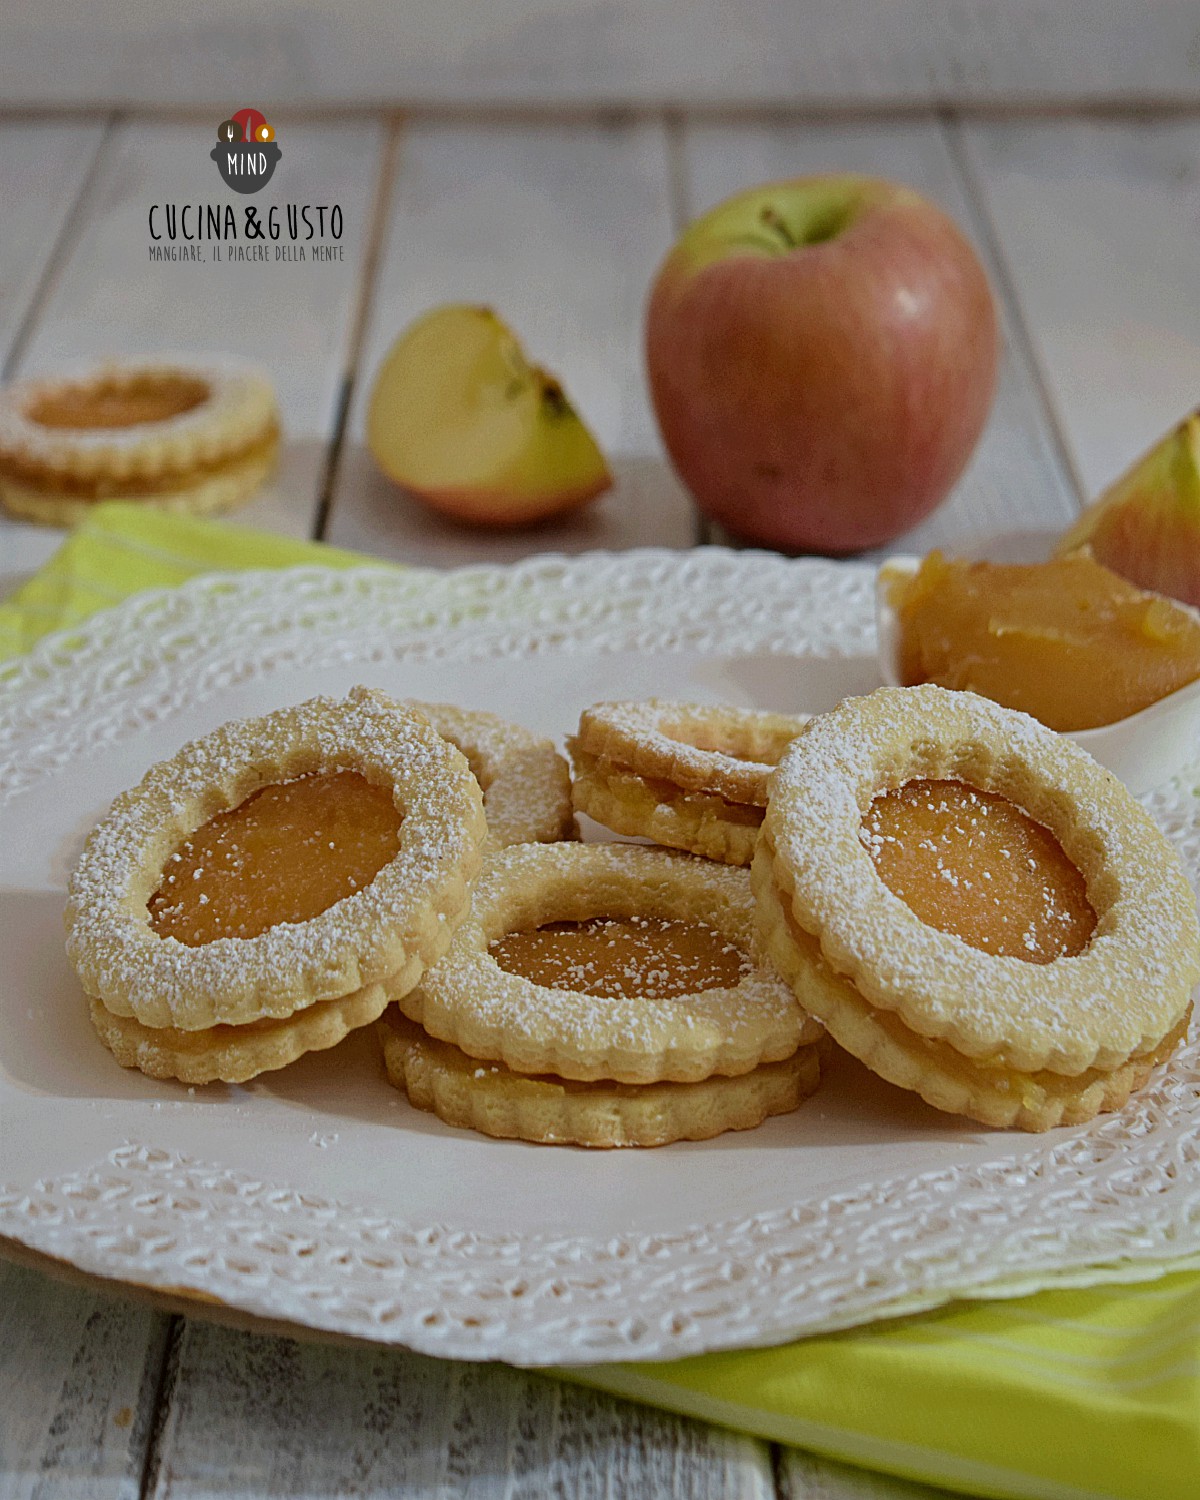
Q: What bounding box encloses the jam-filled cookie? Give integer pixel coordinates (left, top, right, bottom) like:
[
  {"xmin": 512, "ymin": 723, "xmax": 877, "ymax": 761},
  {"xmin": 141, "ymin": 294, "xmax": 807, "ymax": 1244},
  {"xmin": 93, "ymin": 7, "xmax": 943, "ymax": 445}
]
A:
[
  {"xmin": 395, "ymin": 840, "xmax": 819, "ymax": 1085},
  {"xmin": 754, "ymin": 685, "xmax": 1200, "ymax": 1131},
  {"xmin": 0, "ymin": 357, "xmax": 280, "ymax": 523},
  {"xmin": 569, "ymin": 700, "xmax": 807, "ymax": 865},
  {"xmin": 67, "ymin": 687, "xmax": 487, "ymax": 1082}
]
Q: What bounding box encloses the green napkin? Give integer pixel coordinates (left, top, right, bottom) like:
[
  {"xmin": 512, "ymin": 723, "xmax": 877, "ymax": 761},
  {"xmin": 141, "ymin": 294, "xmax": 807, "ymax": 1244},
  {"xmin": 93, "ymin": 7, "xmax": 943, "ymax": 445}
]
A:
[{"xmin": 4, "ymin": 501, "xmax": 1197, "ymax": 1500}]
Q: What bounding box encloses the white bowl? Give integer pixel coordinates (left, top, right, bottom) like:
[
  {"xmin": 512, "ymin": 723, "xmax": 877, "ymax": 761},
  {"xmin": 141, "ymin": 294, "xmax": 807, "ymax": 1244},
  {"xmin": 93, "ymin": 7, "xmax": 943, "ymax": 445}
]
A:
[{"xmin": 875, "ymin": 555, "xmax": 1200, "ymax": 797}]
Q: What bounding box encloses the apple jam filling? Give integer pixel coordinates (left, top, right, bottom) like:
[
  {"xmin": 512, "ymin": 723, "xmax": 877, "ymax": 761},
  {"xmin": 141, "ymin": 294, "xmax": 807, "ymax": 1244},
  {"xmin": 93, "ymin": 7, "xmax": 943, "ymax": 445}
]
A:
[
  {"xmin": 861, "ymin": 778, "xmax": 1095, "ymax": 963},
  {"xmin": 491, "ymin": 916, "xmax": 751, "ymax": 999},
  {"xmin": 895, "ymin": 551, "xmax": 1200, "ymax": 731},
  {"xmin": 27, "ymin": 372, "xmax": 210, "ymax": 431},
  {"xmin": 148, "ymin": 770, "xmax": 401, "ymax": 946}
]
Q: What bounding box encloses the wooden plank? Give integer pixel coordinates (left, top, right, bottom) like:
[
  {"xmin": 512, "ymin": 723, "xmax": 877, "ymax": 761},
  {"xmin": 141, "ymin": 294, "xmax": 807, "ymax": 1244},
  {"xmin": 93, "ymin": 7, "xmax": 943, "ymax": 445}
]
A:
[
  {"xmin": 145, "ymin": 1320, "xmax": 776, "ymax": 1499},
  {"xmin": 0, "ymin": 527, "xmax": 65, "ymax": 601},
  {"xmin": 961, "ymin": 116, "xmax": 1200, "ymax": 503},
  {"xmin": 0, "ymin": 119, "xmax": 108, "ymax": 376},
  {"xmin": 3, "ymin": 3, "xmax": 1200, "ymax": 108},
  {"xmin": 325, "ymin": 115, "xmax": 698, "ymax": 566},
  {"xmin": 780, "ymin": 1447, "xmax": 959, "ymax": 1498},
  {"xmin": 4, "ymin": 115, "xmax": 386, "ymax": 570},
  {"xmin": 0, "ymin": 1260, "xmax": 168, "ymax": 1500},
  {"xmin": 676, "ymin": 116, "xmax": 1080, "ymax": 557},
  {"xmin": 0, "ymin": 119, "xmax": 110, "ymax": 589}
]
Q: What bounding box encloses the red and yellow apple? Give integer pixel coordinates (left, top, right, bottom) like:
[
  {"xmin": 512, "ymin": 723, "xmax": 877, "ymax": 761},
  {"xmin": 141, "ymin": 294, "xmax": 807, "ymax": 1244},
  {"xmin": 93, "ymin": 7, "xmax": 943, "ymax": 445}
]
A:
[
  {"xmin": 1056, "ymin": 410, "xmax": 1200, "ymax": 606},
  {"xmin": 645, "ymin": 176, "xmax": 999, "ymax": 554},
  {"xmin": 367, "ymin": 304, "xmax": 611, "ymax": 527}
]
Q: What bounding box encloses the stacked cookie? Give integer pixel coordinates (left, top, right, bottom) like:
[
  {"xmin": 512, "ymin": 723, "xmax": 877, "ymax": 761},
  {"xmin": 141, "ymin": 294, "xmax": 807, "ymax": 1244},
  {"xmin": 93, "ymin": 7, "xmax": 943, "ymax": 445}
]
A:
[
  {"xmin": 570, "ymin": 699, "xmax": 807, "ymax": 865},
  {"xmin": 406, "ymin": 700, "xmax": 576, "ymax": 848},
  {"xmin": 381, "ymin": 841, "xmax": 823, "ymax": 1147},
  {"xmin": 0, "ymin": 357, "xmax": 280, "ymax": 524},
  {"xmin": 68, "ymin": 689, "xmax": 488, "ymax": 1085},
  {"xmin": 753, "ymin": 687, "xmax": 1200, "ymax": 1130}
]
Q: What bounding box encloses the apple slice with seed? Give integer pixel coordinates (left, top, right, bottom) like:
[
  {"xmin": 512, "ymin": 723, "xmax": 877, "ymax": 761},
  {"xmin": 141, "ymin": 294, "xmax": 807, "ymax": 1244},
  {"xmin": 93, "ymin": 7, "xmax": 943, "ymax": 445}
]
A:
[{"xmin": 366, "ymin": 304, "xmax": 612, "ymax": 527}]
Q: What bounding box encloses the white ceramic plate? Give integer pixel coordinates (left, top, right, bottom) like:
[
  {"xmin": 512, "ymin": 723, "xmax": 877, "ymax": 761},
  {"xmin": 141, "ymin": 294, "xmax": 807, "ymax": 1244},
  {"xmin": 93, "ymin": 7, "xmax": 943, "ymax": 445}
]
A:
[{"xmin": 3, "ymin": 552, "xmax": 1200, "ymax": 1366}]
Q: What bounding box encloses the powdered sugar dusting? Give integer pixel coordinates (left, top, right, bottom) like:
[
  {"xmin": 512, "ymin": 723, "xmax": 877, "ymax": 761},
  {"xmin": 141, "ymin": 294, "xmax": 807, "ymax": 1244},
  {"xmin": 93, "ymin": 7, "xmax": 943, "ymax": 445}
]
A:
[
  {"xmin": 147, "ymin": 770, "xmax": 402, "ymax": 944},
  {"xmin": 0, "ymin": 355, "xmax": 276, "ymax": 471},
  {"xmin": 491, "ymin": 914, "xmax": 751, "ymax": 1000},
  {"xmin": 66, "ymin": 687, "xmax": 486, "ymax": 1029},
  {"xmin": 767, "ymin": 684, "xmax": 1200, "ymax": 1073},
  {"xmin": 861, "ymin": 778, "xmax": 1095, "ymax": 965},
  {"xmin": 412, "ymin": 841, "xmax": 813, "ymax": 1080},
  {"xmin": 405, "ymin": 700, "xmax": 572, "ymax": 846},
  {"xmin": 573, "ymin": 699, "xmax": 808, "ymax": 805}
]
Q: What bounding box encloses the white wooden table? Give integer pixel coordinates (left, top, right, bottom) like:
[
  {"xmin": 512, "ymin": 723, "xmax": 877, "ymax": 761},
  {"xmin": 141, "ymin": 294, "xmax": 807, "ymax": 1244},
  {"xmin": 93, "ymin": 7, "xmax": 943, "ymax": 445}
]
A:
[{"xmin": 2, "ymin": 102, "xmax": 1199, "ymax": 1498}]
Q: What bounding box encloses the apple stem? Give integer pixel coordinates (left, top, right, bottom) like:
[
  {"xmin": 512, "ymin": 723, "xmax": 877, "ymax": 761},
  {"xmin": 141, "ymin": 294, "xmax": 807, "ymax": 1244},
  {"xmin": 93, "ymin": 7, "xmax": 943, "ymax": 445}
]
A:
[
  {"xmin": 759, "ymin": 205, "xmax": 797, "ymax": 248},
  {"xmin": 759, "ymin": 200, "xmax": 854, "ymax": 251}
]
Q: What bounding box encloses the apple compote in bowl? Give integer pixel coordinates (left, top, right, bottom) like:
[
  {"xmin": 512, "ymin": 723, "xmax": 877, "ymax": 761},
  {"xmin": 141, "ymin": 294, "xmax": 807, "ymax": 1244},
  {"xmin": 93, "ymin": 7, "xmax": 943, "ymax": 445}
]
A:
[{"xmin": 876, "ymin": 551, "xmax": 1200, "ymax": 794}]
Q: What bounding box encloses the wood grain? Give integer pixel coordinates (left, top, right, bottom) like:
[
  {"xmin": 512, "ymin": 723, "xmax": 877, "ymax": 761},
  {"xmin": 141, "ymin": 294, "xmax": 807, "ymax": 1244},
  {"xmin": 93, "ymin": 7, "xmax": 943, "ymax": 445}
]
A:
[
  {"xmin": 676, "ymin": 116, "xmax": 1081, "ymax": 557},
  {"xmin": 0, "ymin": 119, "xmax": 109, "ymax": 377},
  {"xmin": 0, "ymin": 1260, "xmax": 167, "ymax": 1500},
  {"xmin": 0, "ymin": 118, "xmax": 110, "ymax": 587},
  {"xmin": 962, "ymin": 115, "xmax": 1200, "ymax": 501},
  {"xmin": 4, "ymin": 2, "xmax": 1200, "ymax": 108},
  {"xmin": 326, "ymin": 115, "xmax": 697, "ymax": 565},
  {"xmin": 144, "ymin": 1319, "xmax": 776, "ymax": 1499}
]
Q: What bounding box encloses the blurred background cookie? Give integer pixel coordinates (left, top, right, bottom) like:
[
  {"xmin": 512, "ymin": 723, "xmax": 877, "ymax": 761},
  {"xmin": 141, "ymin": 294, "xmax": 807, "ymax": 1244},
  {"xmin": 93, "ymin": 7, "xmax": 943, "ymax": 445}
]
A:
[{"xmin": 0, "ymin": 355, "xmax": 279, "ymax": 524}]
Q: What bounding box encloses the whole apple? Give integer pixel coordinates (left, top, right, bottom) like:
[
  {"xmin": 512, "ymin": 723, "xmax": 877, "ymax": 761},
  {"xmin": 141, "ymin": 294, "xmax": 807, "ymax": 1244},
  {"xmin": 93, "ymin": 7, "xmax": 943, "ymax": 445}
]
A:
[{"xmin": 646, "ymin": 176, "xmax": 999, "ymax": 554}]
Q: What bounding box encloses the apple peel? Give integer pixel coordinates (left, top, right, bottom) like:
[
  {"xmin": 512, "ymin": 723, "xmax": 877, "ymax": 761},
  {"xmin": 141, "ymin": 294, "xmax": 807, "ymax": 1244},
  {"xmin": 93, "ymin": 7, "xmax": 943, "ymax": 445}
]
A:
[{"xmin": 1057, "ymin": 410, "xmax": 1200, "ymax": 607}]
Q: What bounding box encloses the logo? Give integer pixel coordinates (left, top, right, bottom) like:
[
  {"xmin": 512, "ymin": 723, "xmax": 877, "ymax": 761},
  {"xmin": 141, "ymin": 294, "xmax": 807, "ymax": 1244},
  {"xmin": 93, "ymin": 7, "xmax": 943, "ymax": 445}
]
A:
[
  {"xmin": 210, "ymin": 108, "xmax": 281, "ymax": 194},
  {"xmin": 149, "ymin": 112, "xmax": 344, "ymax": 264}
]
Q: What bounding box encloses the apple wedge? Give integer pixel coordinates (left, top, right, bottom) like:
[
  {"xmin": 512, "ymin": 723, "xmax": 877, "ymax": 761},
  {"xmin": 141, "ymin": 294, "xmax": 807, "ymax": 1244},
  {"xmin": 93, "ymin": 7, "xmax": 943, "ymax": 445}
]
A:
[
  {"xmin": 1057, "ymin": 410, "xmax": 1200, "ymax": 606},
  {"xmin": 366, "ymin": 305, "xmax": 612, "ymax": 526}
]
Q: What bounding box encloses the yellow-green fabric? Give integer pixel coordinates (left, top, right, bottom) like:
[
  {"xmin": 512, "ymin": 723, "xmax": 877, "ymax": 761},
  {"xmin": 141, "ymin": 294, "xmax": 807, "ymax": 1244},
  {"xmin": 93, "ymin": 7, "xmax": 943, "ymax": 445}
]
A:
[
  {"xmin": 0, "ymin": 502, "xmax": 368, "ymax": 662},
  {"xmin": 4, "ymin": 501, "xmax": 1198, "ymax": 1500},
  {"xmin": 572, "ymin": 1273, "xmax": 1200, "ymax": 1500}
]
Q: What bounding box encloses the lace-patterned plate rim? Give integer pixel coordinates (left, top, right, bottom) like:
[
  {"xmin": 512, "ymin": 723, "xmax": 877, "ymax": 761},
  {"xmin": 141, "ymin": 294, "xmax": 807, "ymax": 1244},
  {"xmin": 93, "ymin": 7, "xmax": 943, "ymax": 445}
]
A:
[
  {"xmin": 3, "ymin": 553, "xmax": 1200, "ymax": 1365},
  {"xmin": 0, "ymin": 548, "xmax": 877, "ymax": 808},
  {"xmin": 4, "ymin": 1076, "xmax": 1200, "ymax": 1366}
]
